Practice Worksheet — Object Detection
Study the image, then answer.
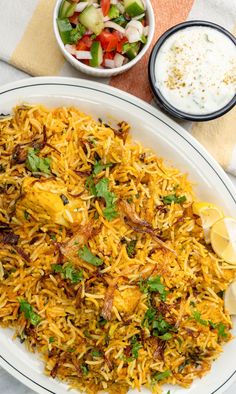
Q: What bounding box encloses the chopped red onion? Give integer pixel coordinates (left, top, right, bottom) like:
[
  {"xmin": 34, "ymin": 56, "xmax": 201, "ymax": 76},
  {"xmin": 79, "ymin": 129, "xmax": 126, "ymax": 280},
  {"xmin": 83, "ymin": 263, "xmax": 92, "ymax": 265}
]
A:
[
  {"xmin": 104, "ymin": 59, "xmax": 116, "ymax": 68},
  {"xmin": 114, "ymin": 53, "xmax": 125, "ymax": 67},
  {"xmin": 104, "ymin": 21, "xmax": 125, "ymax": 34},
  {"xmin": 75, "ymin": 51, "xmax": 92, "ymax": 60}
]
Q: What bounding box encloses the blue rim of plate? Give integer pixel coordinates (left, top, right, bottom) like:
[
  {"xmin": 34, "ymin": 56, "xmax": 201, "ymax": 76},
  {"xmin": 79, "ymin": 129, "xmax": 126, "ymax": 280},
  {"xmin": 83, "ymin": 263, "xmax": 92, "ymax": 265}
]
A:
[{"xmin": 0, "ymin": 79, "xmax": 235, "ymax": 394}]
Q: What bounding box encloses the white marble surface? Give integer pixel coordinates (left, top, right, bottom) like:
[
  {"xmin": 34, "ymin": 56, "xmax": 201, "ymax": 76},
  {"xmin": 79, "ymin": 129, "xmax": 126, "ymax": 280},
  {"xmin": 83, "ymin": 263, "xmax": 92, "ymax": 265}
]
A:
[{"xmin": 0, "ymin": 60, "xmax": 235, "ymax": 394}]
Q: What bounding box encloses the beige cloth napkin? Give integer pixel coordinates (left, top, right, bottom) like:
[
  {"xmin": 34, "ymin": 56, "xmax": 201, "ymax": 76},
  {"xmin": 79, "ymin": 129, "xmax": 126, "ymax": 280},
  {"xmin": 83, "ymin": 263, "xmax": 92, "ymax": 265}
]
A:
[{"xmin": 0, "ymin": 0, "xmax": 235, "ymax": 174}]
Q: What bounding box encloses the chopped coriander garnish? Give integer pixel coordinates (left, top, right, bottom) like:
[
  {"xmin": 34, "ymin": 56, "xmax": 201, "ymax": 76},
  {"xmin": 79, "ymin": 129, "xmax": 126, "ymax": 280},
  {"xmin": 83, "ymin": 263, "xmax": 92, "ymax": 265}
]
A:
[
  {"xmin": 95, "ymin": 178, "xmax": 118, "ymax": 221},
  {"xmin": 162, "ymin": 194, "xmax": 186, "ymax": 205},
  {"xmin": 192, "ymin": 310, "xmax": 208, "ymax": 326},
  {"xmin": 85, "ymin": 175, "xmax": 97, "ymax": 195},
  {"xmin": 24, "ymin": 210, "xmax": 30, "ymax": 220},
  {"xmin": 49, "ymin": 336, "xmax": 55, "ymax": 343},
  {"xmin": 139, "ymin": 276, "xmax": 168, "ymax": 301},
  {"xmin": 130, "ymin": 335, "xmax": 142, "ymax": 359},
  {"xmin": 91, "ymin": 349, "xmax": 102, "ymax": 357},
  {"xmin": 159, "ymin": 332, "xmax": 172, "ymax": 340},
  {"xmin": 19, "ymin": 299, "xmax": 41, "ymax": 326},
  {"xmin": 83, "ymin": 329, "xmax": 91, "ymax": 338},
  {"xmin": 49, "ymin": 233, "xmax": 56, "ymax": 241},
  {"xmin": 51, "ymin": 263, "xmax": 83, "ymax": 284},
  {"xmin": 78, "ymin": 245, "xmax": 103, "ymax": 266},
  {"xmin": 81, "ymin": 364, "xmax": 89, "ymax": 376},
  {"xmin": 152, "ymin": 370, "xmax": 171, "ymax": 382},
  {"xmin": 126, "ymin": 239, "xmax": 137, "ymax": 258},
  {"xmin": 93, "ymin": 160, "xmax": 113, "ymax": 175},
  {"xmin": 216, "ymin": 322, "xmax": 227, "ymax": 338},
  {"xmin": 26, "ymin": 148, "xmax": 51, "ymax": 174}
]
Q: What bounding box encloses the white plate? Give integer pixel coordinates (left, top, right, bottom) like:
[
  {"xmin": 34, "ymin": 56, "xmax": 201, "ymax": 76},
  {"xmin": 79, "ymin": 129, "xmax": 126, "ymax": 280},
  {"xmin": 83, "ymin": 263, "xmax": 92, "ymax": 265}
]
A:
[{"xmin": 0, "ymin": 77, "xmax": 235, "ymax": 394}]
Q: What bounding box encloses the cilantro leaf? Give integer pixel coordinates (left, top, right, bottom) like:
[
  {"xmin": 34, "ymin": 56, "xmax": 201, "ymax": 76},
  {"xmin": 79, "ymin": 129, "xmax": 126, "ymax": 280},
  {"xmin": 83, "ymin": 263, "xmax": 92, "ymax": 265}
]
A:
[
  {"xmin": 49, "ymin": 336, "xmax": 55, "ymax": 343},
  {"xmin": 192, "ymin": 310, "xmax": 208, "ymax": 326},
  {"xmin": 91, "ymin": 349, "xmax": 102, "ymax": 357},
  {"xmin": 95, "ymin": 178, "xmax": 118, "ymax": 221},
  {"xmin": 126, "ymin": 239, "xmax": 137, "ymax": 258},
  {"xmin": 19, "ymin": 299, "xmax": 41, "ymax": 326},
  {"xmin": 152, "ymin": 370, "xmax": 171, "ymax": 381},
  {"xmin": 130, "ymin": 335, "xmax": 142, "ymax": 359},
  {"xmin": 51, "ymin": 263, "xmax": 83, "ymax": 284},
  {"xmin": 216, "ymin": 322, "xmax": 227, "ymax": 338},
  {"xmin": 24, "ymin": 210, "xmax": 30, "ymax": 220},
  {"xmin": 78, "ymin": 245, "xmax": 103, "ymax": 266},
  {"xmin": 85, "ymin": 175, "xmax": 97, "ymax": 196},
  {"xmin": 162, "ymin": 194, "xmax": 186, "ymax": 205},
  {"xmin": 159, "ymin": 332, "xmax": 172, "ymax": 340},
  {"xmin": 81, "ymin": 364, "xmax": 89, "ymax": 376},
  {"xmin": 152, "ymin": 316, "xmax": 173, "ymax": 336},
  {"xmin": 26, "ymin": 148, "xmax": 51, "ymax": 175},
  {"xmin": 139, "ymin": 276, "xmax": 168, "ymax": 301},
  {"xmin": 93, "ymin": 160, "xmax": 113, "ymax": 175},
  {"xmin": 64, "ymin": 264, "xmax": 83, "ymax": 283}
]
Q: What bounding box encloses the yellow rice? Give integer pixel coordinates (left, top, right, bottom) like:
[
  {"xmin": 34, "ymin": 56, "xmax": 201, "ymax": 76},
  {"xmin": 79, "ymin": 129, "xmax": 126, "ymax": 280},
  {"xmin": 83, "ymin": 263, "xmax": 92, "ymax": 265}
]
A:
[{"xmin": 0, "ymin": 104, "xmax": 235, "ymax": 394}]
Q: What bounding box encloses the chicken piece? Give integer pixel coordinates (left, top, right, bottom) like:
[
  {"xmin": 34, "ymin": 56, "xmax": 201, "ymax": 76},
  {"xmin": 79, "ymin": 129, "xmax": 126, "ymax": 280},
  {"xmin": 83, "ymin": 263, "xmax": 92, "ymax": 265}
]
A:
[
  {"xmin": 113, "ymin": 286, "xmax": 141, "ymax": 314},
  {"xmin": 15, "ymin": 177, "xmax": 84, "ymax": 227}
]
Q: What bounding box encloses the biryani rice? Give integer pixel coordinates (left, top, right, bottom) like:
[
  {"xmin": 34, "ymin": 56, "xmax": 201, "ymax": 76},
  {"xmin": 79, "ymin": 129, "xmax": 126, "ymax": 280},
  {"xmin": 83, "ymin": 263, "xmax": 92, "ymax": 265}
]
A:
[{"xmin": 0, "ymin": 104, "xmax": 235, "ymax": 394}]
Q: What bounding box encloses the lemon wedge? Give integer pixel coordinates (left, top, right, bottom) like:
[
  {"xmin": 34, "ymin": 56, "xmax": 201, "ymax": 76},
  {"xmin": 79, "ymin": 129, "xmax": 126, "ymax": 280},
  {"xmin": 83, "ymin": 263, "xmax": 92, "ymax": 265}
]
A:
[
  {"xmin": 210, "ymin": 217, "xmax": 236, "ymax": 264},
  {"xmin": 224, "ymin": 281, "xmax": 236, "ymax": 315},
  {"xmin": 192, "ymin": 202, "xmax": 224, "ymax": 243}
]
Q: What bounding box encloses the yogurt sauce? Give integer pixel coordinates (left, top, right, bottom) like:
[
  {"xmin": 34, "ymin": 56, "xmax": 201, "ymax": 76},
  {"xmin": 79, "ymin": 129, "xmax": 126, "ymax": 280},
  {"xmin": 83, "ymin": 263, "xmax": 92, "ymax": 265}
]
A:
[{"xmin": 154, "ymin": 26, "xmax": 236, "ymax": 115}]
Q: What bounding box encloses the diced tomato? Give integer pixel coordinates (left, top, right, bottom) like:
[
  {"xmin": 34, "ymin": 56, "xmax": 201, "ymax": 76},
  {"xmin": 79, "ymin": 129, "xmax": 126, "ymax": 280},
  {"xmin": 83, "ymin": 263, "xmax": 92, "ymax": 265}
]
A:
[
  {"xmin": 81, "ymin": 59, "xmax": 90, "ymax": 66},
  {"xmin": 101, "ymin": 0, "xmax": 110, "ymax": 16},
  {"xmin": 76, "ymin": 36, "xmax": 93, "ymax": 51},
  {"xmin": 81, "ymin": 35, "xmax": 93, "ymax": 48},
  {"xmin": 117, "ymin": 37, "xmax": 128, "ymax": 53},
  {"xmin": 69, "ymin": 12, "xmax": 80, "ymax": 25},
  {"xmin": 76, "ymin": 40, "xmax": 88, "ymax": 51},
  {"xmin": 97, "ymin": 30, "xmax": 118, "ymax": 52}
]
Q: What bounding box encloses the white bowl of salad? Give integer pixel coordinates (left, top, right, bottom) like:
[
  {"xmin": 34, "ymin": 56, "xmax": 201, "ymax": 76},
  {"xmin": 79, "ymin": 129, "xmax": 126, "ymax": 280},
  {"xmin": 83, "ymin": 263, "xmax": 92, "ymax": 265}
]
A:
[{"xmin": 53, "ymin": 0, "xmax": 155, "ymax": 77}]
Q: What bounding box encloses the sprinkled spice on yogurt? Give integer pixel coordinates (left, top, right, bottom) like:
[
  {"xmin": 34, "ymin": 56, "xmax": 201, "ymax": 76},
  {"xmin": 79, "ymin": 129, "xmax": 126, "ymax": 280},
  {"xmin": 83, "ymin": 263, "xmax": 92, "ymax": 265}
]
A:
[{"xmin": 154, "ymin": 26, "xmax": 236, "ymax": 115}]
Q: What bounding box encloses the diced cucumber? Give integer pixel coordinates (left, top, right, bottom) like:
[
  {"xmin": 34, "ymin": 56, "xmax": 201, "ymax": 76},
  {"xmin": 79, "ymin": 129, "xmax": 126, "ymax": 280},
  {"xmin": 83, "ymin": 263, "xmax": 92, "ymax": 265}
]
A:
[
  {"xmin": 113, "ymin": 15, "xmax": 128, "ymax": 27},
  {"xmin": 79, "ymin": 5, "xmax": 104, "ymax": 35},
  {"xmin": 90, "ymin": 42, "xmax": 103, "ymax": 67},
  {"xmin": 58, "ymin": 0, "xmax": 76, "ymax": 18},
  {"xmin": 124, "ymin": 0, "xmax": 145, "ymax": 17},
  {"xmin": 108, "ymin": 5, "xmax": 120, "ymax": 19},
  {"xmin": 57, "ymin": 18, "xmax": 73, "ymax": 44},
  {"xmin": 123, "ymin": 42, "xmax": 141, "ymax": 59}
]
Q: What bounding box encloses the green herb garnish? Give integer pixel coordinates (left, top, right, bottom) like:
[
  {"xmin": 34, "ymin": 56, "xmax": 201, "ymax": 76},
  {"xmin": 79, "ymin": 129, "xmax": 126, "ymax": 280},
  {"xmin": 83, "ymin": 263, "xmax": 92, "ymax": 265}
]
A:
[
  {"xmin": 152, "ymin": 370, "xmax": 171, "ymax": 382},
  {"xmin": 85, "ymin": 175, "xmax": 97, "ymax": 195},
  {"xmin": 26, "ymin": 148, "xmax": 51, "ymax": 174},
  {"xmin": 51, "ymin": 263, "xmax": 83, "ymax": 284},
  {"xmin": 139, "ymin": 276, "xmax": 168, "ymax": 301},
  {"xmin": 95, "ymin": 178, "xmax": 118, "ymax": 221},
  {"xmin": 126, "ymin": 239, "xmax": 137, "ymax": 258},
  {"xmin": 93, "ymin": 160, "xmax": 113, "ymax": 175},
  {"xmin": 192, "ymin": 310, "xmax": 208, "ymax": 326},
  {"xmin": 78, "ymin": 245, "xmax": 103, "ymax": 266},
  {"xmin": 91, "ymin": 349, "xmax": 102, "ymax": 357},
  {"xmin": 24, "ymin": 210, "xmax": 30, "ymax": 220},
  {"xmin": 130, "ymin": 335, "xmax": 142, "ymax": 359},
  {"xmin": 162, "ymin": 194, "xmax": 186, "ymax": 205},
  {"xmin": 81, "ymin": 364, "xmax": 89, "ymax": 376},
  {"xmin": 49, "ymin": 336, "xmax": 55, "ymax": 343},
  {"xmin": 19, "ymin": 299, "xmax": 41, "ymax": 326}
]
